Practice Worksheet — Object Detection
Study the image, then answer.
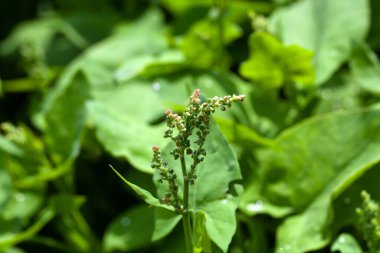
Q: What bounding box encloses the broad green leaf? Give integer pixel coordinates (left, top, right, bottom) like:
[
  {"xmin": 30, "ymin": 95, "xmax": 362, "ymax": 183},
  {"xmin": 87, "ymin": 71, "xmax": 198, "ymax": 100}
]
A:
[
  {"xmin": 315, "ymin": 70, "xmax": 362, "ymax": 115},
  {"xmin": 103, "ymin": 205, "xmax": 155, "ymax": 252},
  {"xmin": 1, "ymin": 191, "xmax": 43, "ymax": 220},
  {"xmin": 239, "ymin": 32, "xmax": 314, "ymax": 88},
  {"xmin": 35, "ymin": 69, "xmax": 89, "ymax": 164},
  {"xmin": 250, "ymin": 108, "xmax": 380, "ymax": 252},
  {"xmin": 331, "ymin": 233, "xmax": 363, "ymax": 253},
  {"xmin": 0, "ymin": 17, "xmax": 86, "ymax": 56},
  {"xmin": 90, "ymin": 80, "xmax": 166, "ymax": 123},
  {"xmin": 181, "ymin": 18, "xmax": 242, "ymax": 69},
  {"xmin": 215, "ymin": 117, "xmax": 274, "ymax": 148},
  {"xmin": 155, "ymin": 120, "xmax": 242, "ymax": 252},
  {"xmin": 152, "ymin": 208, "xmax": 181, "ymax": 242},
  {"xmin": 82, "ymin": 8, "xmax": 166, "ymax": 68},
  {"xmin": 349, "ymin": 42, "xmax": 380, "ymax": 95},
  {"xmin": 87, "ymin": 99, "xmax": 167, "ymax": 173},
  {"xmin": 270, "ymin": 0, "xmax": 370, "ymax": 84},
  {"xmin": 0, "ymin": 123, "xmax": 52, "ymax": 183},
  {"xmin": 0, "ymin": 135, "xmax": 24, "ymax": 157}
]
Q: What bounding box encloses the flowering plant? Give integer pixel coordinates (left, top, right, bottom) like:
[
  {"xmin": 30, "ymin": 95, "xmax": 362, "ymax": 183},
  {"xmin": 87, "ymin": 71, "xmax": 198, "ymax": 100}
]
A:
[{"xmin": 112, "ymin": 89, "xmax": 245, "ymax": 253}]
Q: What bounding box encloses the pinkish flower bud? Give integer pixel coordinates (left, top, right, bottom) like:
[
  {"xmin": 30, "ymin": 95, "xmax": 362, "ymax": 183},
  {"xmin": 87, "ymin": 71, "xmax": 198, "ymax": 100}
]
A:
[
  {"xmin": 193, "ymin": 89, "xmax": 200, "ymax": 98},
  {"xmin": 191, "ymin": 89, "xmax": 201, "ymax": 104},
  {"xmin": 165, "ymin": 109, "xmax": 173, "ymax": 116},
  {"xmin": 152, "ymin": 145, "xmax": 160, "ymax": 152}
]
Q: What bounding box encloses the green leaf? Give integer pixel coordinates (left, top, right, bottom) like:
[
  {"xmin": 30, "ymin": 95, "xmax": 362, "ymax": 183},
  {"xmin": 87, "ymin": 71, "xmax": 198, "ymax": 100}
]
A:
[
  {"xmin": 0, "ymin": 17, "xmax": 86, "ymax": 56},
  {"xmin": 110, "ymin": 165, "xmax": 173, "ymax": 211},
  {"xmin": 87, "ymin": 96, "xmax": 167, "ymax": 173},
  {"xmin": 103, "ymin": 205, "xmax": 155, "ymax": 252},
  {"xmin": 349, "ymin": 42, "xmax": 380, "ymax": 95},
  {"xmin": 315, "ymin": 70, "xmax": 362, "ymax": 115},
  {"xmin": 35, "ymin": 69, "xmax": 89, "ymax": 164},
  {"xmin": 1, "ymin": 191, "xmax": 43, "ymax": 220},
  {"xmin": 240, "ymin": 32, "xmax": 314, "ymax": 88},
  {"xmin": 156, "ymin": 120, "xmax": 242, "ymax": 252},
  {"xmin": 90, "ymin": 80, "xmax": 166, "ymax": 124},
  {"xmin": 152, "ymin": 208, "xmax": 182, "ymax": 241},
  {"xmin": 83, "ymin": 8, "xmax": 166, "ymax": 68},
  {"xmin": 331, "ymin": 233, "xmax": 363, "ymax": 253},
  {"xmin": 270, "ymin": 0, "xmax": 370, "ymax": 84},
  {"xmin": 115, "ymin": 49, "xmax": 186, "ymax": 82},
  {"xmin": 251, "ymin": 108, "xmax": 380, "ymax": 252},
  {"xmin": 107, "ymin": 168, "xmax": 181, "ymax": 241},
  {"xmin": 0, "ymin": 136, "xmax": 24, "ymax": 158},
  {"xmin": 181, "ymin": 18, "xmax": 242, "ymax": 69}
]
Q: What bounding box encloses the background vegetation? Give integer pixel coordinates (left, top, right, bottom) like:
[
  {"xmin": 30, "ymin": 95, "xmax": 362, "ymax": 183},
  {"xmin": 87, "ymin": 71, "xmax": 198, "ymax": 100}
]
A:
[{"xmin": 1, "ymin": 0, "xmax": 380, "ymax": 252}]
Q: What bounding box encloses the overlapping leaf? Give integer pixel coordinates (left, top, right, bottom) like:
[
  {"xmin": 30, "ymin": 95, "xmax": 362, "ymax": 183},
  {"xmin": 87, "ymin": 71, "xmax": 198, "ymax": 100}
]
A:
[
  {"xmin": 270, "ymin": 0, "xmax": 370, "ymax": 84},
  {"xmin": 350, "ymin": 42, "xmax": 380, "ymax": 95},
  {"xmin": 241, "ymin": 108, "xmax": 380, "ymax": 252},
  {"xmin": 240, "ymin": 32, "xmax": 314, "ymax": 88}
]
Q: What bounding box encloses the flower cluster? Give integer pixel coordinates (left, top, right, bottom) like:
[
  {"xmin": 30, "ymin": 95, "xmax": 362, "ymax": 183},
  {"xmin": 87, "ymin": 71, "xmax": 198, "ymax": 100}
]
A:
[
  {"xmin": 356, "ymin": 191, "xmax": 380, "ymax": 252},
  {"xmin": 151, "ymin": 89, "xmax": 245, "ymax": 210},
  {"xmin": 151, "ymin": 145, "xmax": 181, "ymax": 213}
]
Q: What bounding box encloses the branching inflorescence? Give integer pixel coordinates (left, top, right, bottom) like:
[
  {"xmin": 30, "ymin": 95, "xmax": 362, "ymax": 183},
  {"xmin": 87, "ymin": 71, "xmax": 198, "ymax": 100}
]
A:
[{"xmin": 150, "ymin": 89, "xmax": 245, "ymax": 214}]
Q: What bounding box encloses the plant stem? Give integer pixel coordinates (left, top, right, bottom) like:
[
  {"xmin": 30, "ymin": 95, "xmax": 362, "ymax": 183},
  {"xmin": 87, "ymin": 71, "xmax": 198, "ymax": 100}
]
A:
[{"xmin": 180, "ymin": 152, "xmax": 193, "ymax": 253}]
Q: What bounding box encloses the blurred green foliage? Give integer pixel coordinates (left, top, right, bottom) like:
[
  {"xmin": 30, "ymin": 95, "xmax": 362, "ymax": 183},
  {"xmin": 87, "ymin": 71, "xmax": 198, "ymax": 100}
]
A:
[{"xmin": 1, "ymin": 0, "xmax": 380, "ymax": 252}]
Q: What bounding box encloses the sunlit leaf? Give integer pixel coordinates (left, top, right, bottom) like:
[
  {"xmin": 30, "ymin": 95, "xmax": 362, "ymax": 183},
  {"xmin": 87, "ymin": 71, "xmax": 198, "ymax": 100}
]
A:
[
  {"xmin": 331, "ymin": 233, "xmax": 363, "ymax": 253},
  {"xmin": 247, "ymin": 108, "xmax": 380, "ymax": 252},
  {"xmin": 181, "ymin": 18, "xmax": 242, "ymax": 69},
  {"xmin": 34, "ymin": 69, "xmax": 89, "ymax": 164},
  {"xmin": 240, "ymin": 32, "xmax": 314, "ymax": 88},
  {"xmin": 270, "ymin": 0, "xmax": 370, "ymax": 84}
]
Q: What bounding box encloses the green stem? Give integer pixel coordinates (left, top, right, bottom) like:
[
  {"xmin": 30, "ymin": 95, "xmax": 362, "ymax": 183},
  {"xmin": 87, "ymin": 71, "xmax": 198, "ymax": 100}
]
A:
[
  {"xmin": 180, "ymin": 153, "xmax": 193, "ymax": 253},
  {"xmin": 72, "ymin": 210, "xmax": 102, "ymax": 253}
]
